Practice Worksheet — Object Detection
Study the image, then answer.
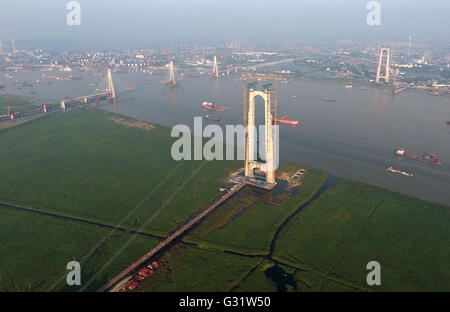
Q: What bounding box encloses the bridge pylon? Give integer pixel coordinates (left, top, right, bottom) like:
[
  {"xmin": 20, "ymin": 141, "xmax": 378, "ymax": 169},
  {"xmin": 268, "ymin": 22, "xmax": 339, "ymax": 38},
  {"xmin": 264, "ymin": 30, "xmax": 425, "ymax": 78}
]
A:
[
  {"xmin": 106, "ymin": 68, "xmax": 116, "ymax": 99},
  {"xmin": 241, "ymin": 75, "xmax": 283, "ymax": 185},
  {"xmin": 376, "ymin": 48, "xmax": 391, "ymax": 83},
  {"xmin": 213, "ymin": 55, "xmax": 219, "ymax": 78},
  {"xmin": 168, "ymin": 60, "xmax": 176, "ymax": 87}
]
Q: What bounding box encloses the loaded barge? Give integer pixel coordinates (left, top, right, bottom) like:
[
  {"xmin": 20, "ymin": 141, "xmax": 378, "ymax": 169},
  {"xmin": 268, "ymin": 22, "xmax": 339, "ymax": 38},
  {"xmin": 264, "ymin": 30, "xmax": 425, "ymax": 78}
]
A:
[
  {"xmin": 395, "ymin": 148, "xmax": 443, "ymax": 165},
  {"xmin": 386, "ymin": 165, "xmax": 414, "ymax": 178},
  {"xmin": 201, "ymin": 101, "xmax": 228, "ymax": 112},
  {"xmin": 273, "ymin": 115, "xmax": 299, "ymax": 127}
]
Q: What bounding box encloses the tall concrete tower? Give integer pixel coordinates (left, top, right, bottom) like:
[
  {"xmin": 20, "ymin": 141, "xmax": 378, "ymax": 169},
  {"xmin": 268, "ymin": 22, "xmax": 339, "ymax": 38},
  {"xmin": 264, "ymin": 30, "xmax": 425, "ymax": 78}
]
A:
[
  {"xmin": 11, "ymin": 39, "xmax": 16, "ymax": 54},
  {"xmin": 408, "ymin": 35, "xmax": 412, "ymax": 61},
  {"xmin": 0, "ymin": 41, "xmax": 3, "ymax": 54},
  {"xmin": 376, "ymin": 48, "xmax": 391, "ymax": 83},
  {"xmin": 213, "ymin": 55, "xmax": 219, "ymax": 78},
  {"xmin": 106, "ymin": 68, "xmax": 116, "ymax": 99},
  {"xmin": 244, "ymin": 81, "xmax": 276, "ymax": 185},
  {"xmin": 169, "ymin": 60, "xmax": 176, "ymax": 86}
]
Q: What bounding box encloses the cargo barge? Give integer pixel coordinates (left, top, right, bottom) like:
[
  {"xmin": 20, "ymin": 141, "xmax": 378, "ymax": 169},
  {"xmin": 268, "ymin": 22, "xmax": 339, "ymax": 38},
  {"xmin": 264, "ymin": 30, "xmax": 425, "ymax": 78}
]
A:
[
  {"xmin": 395, "ymin": 148, "xmax": 443, "ymax": 165},
  {"xmin": 201, "ymin": 101, "xmax": 228, "ymax": 112},
  {"xmin": 386, "ymin": 165, "xmax": 414, "ymax": 178},
  {"xmin": 273, "ymin": 115, "xmax": 299, "ymax": 127}
]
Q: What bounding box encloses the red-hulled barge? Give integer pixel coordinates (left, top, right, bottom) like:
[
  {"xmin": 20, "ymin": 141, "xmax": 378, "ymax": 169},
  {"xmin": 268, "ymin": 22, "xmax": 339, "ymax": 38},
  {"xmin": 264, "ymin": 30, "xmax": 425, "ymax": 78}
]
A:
[{"xmin": 395, "ymin": 148, "xmax": 443, "ymax": 165}]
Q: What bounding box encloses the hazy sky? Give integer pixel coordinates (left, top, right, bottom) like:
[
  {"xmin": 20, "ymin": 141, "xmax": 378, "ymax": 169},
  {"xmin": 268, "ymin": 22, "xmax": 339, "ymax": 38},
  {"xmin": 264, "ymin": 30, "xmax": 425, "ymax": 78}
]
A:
[{"xmin": 1, "ymin": 0, "xmax": 449, "ymax": 49}]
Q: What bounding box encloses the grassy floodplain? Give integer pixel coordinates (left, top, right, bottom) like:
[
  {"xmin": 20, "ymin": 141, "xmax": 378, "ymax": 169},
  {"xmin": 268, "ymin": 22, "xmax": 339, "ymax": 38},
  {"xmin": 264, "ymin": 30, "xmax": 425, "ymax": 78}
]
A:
[
  {"xmin": 0, "ymin": 103, "xmax": 448, "ymax": 292},
  {"xmin": 272, "ymin": 179, "xmax": 450, "ymax": 291},
  {"xmin": 137, "ymin": 163, "xmax": 329, "ymax": 291},
  {"xmin": 0, "ymin": 106, "xmax": 239, "ymax": 291},
  {"xmin": 0, "ymin": 206, "xmax": 160, "ymax": 291},
  {"xmin": 140, "ymin": 171, "xmax": 449, "ymax": 292},
  {"xmin": 0, "ymin": 107, "xmax": 239, "ymax": 236},
  {"xmin": 136, "ymin": 244, "xmax": 262, "ymax": 292}
]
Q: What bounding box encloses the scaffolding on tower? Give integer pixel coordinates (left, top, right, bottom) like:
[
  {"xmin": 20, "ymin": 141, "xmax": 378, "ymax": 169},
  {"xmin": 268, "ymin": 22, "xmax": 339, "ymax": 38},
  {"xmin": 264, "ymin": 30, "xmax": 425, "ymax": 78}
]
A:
[{"xmin": 238, "ymin": 74, "xmax": 284, "ymax": 185}]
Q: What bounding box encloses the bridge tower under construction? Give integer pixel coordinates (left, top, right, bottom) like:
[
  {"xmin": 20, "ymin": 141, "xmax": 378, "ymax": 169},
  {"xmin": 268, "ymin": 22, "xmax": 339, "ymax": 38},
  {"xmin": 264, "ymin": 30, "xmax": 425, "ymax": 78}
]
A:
[
  {"xmin": 168, "ymin": 60, "xmax": 176, "ymax": 86},
  {"xmin": 213, "ymin": 55, "xmax": 219, "ymax": 78},
  {"xmin": 376, "ymin": 48, "xmax": 391, "ymax": 83},
  {"xmin": 106, "ymin": 68, "xmax": 116, "ymax": 99},
  {"xmin": 242, "ymin": 75, "xmax": 280, "ymax": 185}
]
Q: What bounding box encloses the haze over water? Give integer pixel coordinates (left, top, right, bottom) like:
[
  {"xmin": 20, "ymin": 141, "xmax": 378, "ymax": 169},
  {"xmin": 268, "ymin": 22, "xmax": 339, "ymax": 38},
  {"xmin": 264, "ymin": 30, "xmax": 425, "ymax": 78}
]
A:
[{"xmin": 3, "ymin": 71, "xmax": 449, "ymax": 206}]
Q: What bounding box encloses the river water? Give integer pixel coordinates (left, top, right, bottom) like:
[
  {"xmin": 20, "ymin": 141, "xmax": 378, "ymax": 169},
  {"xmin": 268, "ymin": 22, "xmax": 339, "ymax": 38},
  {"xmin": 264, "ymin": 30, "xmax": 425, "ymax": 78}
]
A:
[{"xmin": 2, "ymin": 71, "xmax": 449, "ymax": 206}]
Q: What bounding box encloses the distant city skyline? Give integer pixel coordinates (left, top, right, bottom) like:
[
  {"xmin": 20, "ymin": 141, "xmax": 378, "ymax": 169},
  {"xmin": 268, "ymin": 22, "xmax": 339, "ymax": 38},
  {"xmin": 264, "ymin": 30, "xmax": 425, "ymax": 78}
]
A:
[{"xmin": 1, "ymin": 0, "xmax": 449, "ymax": 50}]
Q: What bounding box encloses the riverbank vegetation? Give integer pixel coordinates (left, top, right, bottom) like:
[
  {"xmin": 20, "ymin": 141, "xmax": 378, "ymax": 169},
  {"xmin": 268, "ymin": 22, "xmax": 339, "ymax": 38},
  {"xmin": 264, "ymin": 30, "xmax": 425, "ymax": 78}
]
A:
[{"xmin": 272, "ymin": 179, "xmax": 450, "ymax": 291}]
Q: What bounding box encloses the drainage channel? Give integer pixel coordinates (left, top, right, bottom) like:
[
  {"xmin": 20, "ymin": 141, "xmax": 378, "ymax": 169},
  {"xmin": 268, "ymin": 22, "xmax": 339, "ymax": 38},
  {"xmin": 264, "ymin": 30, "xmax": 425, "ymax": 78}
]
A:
[{"xmin": 264, "ymin": 174, "xmax": 340, "ymax": 292}]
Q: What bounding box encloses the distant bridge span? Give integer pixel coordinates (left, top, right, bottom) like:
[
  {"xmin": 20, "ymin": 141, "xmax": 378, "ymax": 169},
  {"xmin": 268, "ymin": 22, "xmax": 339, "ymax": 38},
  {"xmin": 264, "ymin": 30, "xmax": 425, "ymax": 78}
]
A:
[
  {"xmin": 1, "ymin": 69, "xmax": 133, "ymax": 123},
  {"xmin": 239, "ymin": 58, "xmax": 297, "ymax": 71}
]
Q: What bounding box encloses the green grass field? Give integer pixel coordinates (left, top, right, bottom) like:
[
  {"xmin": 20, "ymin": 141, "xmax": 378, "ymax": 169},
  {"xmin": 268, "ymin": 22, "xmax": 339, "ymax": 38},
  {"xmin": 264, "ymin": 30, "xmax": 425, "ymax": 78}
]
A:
[
  {"xmin": 0, "ymin": 106, "xmax": 239, "ymax": 291},
  {"xmin": 136, "ymin": 244, "xmax": 262, "ymax": 292},
  {"xmin": 272, "ymin": 179, "xmax": 450, "ymax": 291},
  {"xmin": 0, "ymin": 107, "xmax": 239, "ymax": 236},
  {"xmin": 0, "ymin": 206, "xmax": 160, "ymax": 291},
  {"xmin": 231, "ymin": 260, "xmax": 278, "ymax": 292}
]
